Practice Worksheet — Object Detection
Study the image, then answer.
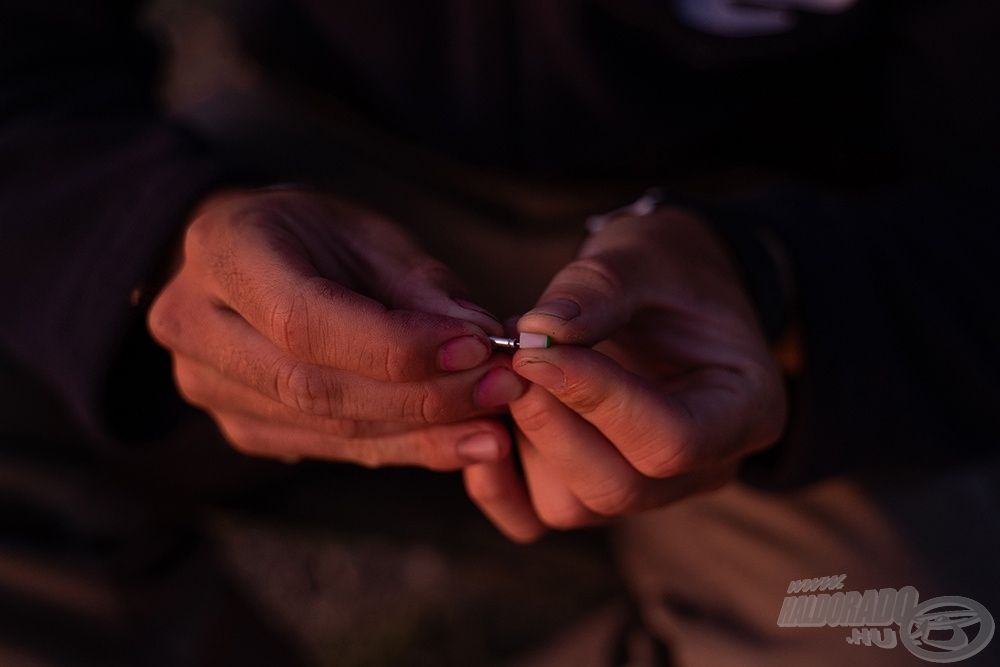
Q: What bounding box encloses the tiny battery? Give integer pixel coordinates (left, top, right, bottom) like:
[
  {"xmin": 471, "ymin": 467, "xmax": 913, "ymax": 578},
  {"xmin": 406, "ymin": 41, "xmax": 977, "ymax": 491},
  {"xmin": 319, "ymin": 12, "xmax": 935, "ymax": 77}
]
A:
[{"xmin": 488, "ymin": 333, "xmax": 552, "ymax": 350}]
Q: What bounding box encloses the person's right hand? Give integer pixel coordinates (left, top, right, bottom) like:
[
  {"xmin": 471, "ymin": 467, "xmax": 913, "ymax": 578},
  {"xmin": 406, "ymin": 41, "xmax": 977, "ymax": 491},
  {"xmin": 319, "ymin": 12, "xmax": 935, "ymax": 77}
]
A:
[{"xmin": 147, "ymin": 188, "xmax": 526, "ymax": 469}]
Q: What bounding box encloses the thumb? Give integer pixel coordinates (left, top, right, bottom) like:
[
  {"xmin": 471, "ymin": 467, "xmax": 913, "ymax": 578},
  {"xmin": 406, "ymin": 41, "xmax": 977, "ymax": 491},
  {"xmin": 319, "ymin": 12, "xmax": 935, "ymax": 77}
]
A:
[
  {"xmin": 518, "ymin": 240, "xmax": 649, "ymax": 346},
  {"xmin": 352, "ymin": 216, "xmax": 503, "ymax": 336},
  {"xmin": 384, "ymin": 256, "xmax": 504, "ymax": 336}
]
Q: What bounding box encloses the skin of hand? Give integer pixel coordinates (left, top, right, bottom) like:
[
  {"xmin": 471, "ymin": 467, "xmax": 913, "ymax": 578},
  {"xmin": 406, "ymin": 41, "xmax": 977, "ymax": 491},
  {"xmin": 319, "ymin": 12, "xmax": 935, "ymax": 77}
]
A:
[
  {"xmin": 147, "ymin": 188, "xmax": 527, "ymax": 468},
  {"xmin": 463, "ymin": 210, "xmax": 788, "ymax": 542}
]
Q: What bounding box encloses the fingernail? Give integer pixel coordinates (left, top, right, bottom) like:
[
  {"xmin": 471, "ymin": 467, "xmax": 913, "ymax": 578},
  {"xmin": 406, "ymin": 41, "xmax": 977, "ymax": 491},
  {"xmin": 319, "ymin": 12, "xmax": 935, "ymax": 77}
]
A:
[
  {"xmin": 453, "ymin": 298, "xmax": 501, "ymax": 322},
  {"xmin": 527, "ymin": 298, "xmax": 580, "ymax": 322},
  {"xmin": 515, "ymin": 359, "xmax": 565, "ymax": 390},
  {"xmin": 457, "ymin": 432, "xmax": 503, "ymax": 463},
  {"xmin": 474, "ymin": 367, "xmax": 528, "ymax": 408},
  {"xmin": 438, "ymin": 335, "xmax": 490, "ymax": 371}
]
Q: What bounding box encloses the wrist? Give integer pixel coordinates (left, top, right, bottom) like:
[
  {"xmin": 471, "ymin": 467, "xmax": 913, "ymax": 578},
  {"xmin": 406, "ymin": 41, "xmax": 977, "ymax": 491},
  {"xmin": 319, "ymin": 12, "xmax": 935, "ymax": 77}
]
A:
[{"xmin": 584, "ymin": 188, "xmax": 794, "ymax": 346}]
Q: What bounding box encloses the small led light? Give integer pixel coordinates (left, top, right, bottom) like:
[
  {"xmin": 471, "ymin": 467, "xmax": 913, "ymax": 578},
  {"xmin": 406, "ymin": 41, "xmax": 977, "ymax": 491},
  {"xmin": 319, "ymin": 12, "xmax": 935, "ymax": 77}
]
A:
[{"xmin": 488, "ymin": 333, "xmax": 552, "ymax": 350}]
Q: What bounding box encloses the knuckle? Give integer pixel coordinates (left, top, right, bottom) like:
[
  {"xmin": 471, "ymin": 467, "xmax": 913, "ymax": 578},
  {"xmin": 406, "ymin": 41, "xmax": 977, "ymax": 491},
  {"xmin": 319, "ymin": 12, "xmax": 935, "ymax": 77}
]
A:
[
  {"xmin": 414, "ymin": 431, "xmax": 457, "ymax": 472},
  {"xmin": 267, "ymin": 291, "xmax": 309, "ymax": 358},
  {"xmin": 560, "ymin": 377, "xmax": 609, "ymax": 417},
  {"xmin": 631, "ymin": 431, "xmax": 695, "ymax": 479},
  {"xmin": 512, "ymin": 398, "xmax": 552, "ymax": 435},
  {"xmin": 465, "ymin": 471, "xmax": 512, "ymax": 506},
  {"xmin": 561, "ymin": 256, "xmax": 623, "ymax": 297},
  {"xmin": 420, "ymin": 387, "xmax": 449, "ymax": 423},
  {"xmin": 622, "ymin": 402, "xmax": 699, "ymax": 478},
  {"xmin": 379, "ymin": 332, "xmax": 413, "ymax": 383},
  {"xmin": 223, "ymin": 346, "xmax": 260, "ymax": 387},
  {"xmin": 270, "ymin": 277, "xmax": 336, "ymax": 360},
  {"xmin": 536, "ymin": 502, "xmax": 591, "ymax": 531},
  {"xmin": 276, "ymin": 361, "xmax": 337, "ymax": 417},
  {"xmin": 402, "ymin": 385, "xmax": 445, "ymax": 423},
  {"xmin": 580, "ymin": 478, "xmax": 643, "ymax": 516}
]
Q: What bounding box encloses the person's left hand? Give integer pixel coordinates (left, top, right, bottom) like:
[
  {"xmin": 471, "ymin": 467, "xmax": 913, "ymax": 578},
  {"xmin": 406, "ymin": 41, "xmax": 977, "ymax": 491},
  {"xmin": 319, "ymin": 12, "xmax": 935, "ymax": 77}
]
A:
[{"xmin": 463, "ymin": 210, "xmax": 788, "ymax": 542}]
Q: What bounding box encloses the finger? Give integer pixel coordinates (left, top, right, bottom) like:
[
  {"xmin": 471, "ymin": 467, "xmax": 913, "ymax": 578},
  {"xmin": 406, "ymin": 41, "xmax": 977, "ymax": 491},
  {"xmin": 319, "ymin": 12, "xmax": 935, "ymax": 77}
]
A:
[
  {"xmin": 177, "ymin": 355, "xmax": 526, "ymax": 437},
  {"xmin": 155, "ymin": 285, "xmax": 521, "ymax": 422},
  {"xmin": 510, "ymin": 383, "xmax": 649, "ymax": 516},
  {"xmin": 517, "ymin": 434, "xmax": 604, "ymax": 530},
  {"xmin": 185, "ymin": 210, "xmax": 497, "ymax": 379},
  {"xmin": 514, "ymin": 345, "xmax": 766, "ymax": 478},
  {"xmin": 517, "ymin": 214, "xmax": 732, "ymax": 347},
  {"xmin": 516, "ymin": 259, "xmax": 636, "ymax": 347},
  {"xmin": 464, "ymin": 457, "xmax": 547, "ymax": 543},
  {"xmin": 213, "ymin": 412, "xmax": 512, "ymax": 470},
  {"xmin": 516, "ymin": 225, "xmax": 661, "ymax": 346},
  {"xmin": 513, "ymin": 378, "xmax": 739, "ymax": 516},
  {"xmin": 289, "ymin": 197, "xmax": 505, "ymax": 335},
  {"xmin": 372, "ymin": 259, "xmax": 504, "ymax": 337},
  {"xmin": 173, "ymin": 355, "xmax": 415, "ymax": 437}
]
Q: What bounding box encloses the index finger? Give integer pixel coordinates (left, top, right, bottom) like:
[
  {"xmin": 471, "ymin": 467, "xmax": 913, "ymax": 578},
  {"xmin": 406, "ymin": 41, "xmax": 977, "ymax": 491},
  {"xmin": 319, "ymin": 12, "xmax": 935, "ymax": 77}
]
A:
[
  {"xmin": 193, "ymin": 214, "xmax": 493, "ymax": 382},
  {"xmin": 151, "ymin": 274, "xmax": 519, "ymax": 423},
  {"xmin": 512, "ymin": 346, "xmax": 767, "ymax": 478}
]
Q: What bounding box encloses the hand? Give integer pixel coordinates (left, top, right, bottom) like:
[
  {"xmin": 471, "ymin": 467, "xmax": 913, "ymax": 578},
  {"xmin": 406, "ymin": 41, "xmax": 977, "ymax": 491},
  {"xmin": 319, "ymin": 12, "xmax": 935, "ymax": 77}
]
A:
[
  {"xmin": 463, "ymin": 210, "xmax": 787, "ymax": 541},
  {"xmin": 148, "ymin": 188, "xmax": 526, "ymax": 468}
]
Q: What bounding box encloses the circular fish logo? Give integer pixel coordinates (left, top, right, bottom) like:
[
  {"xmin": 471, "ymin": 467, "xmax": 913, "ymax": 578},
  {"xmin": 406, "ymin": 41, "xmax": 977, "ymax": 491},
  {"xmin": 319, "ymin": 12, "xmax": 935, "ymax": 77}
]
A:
[{"xmin": 900, "ymin": 596, "xmax": 994, "ymax": 663}]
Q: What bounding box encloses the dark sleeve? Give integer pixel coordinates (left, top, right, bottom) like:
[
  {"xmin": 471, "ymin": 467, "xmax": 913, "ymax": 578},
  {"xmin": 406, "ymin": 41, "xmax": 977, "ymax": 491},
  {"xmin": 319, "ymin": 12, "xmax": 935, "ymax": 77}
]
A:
[
  {"xmin": 711, "ymin": 0, "xmax": 1000, "ymax": 485},
  {"xmin": 0, "ymin": 2, "xmax": 233, "ymax": 446},
  {"xmin": 718, "ymin": 176, "xmax": 1000, "ymax": 487}
]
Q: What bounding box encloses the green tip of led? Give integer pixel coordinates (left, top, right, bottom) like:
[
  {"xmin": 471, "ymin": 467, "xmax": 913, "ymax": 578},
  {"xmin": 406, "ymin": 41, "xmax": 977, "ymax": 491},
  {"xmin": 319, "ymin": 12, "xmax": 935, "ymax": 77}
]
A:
[{"xmin": 517, "ymin": 332, "xmax": 551, "ymax": 349}]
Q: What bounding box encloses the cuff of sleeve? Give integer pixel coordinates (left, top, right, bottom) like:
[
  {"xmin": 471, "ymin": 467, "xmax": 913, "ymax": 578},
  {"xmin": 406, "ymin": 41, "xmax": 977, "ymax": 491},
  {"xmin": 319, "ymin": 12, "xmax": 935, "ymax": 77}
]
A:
[{"xmin": 699, "ymin": 212, "xmax": 792, "ymax": 345}]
